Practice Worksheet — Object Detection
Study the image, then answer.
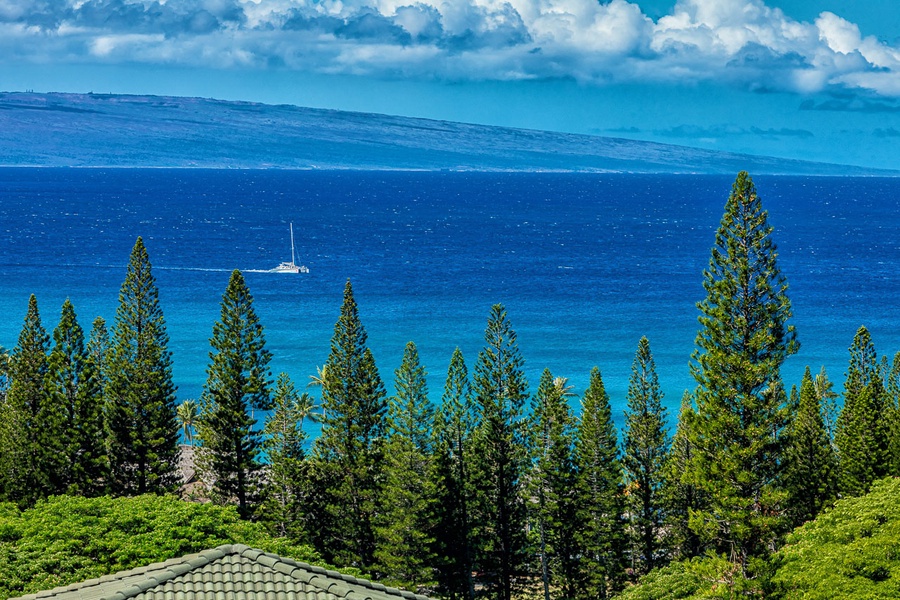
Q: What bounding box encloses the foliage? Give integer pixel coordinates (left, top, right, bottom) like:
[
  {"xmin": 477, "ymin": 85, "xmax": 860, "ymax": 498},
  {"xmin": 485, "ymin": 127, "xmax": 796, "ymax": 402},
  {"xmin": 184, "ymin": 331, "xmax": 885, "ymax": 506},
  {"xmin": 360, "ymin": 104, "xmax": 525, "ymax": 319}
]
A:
[
  {"xmin": 197, "ymin": 269, "xmax": 272, "ymax": 519},
  {"xmin": 375, "ymin": 341, "xmax": 436, "ymax": 588},
  {"xmin": 688, "ymin": 171, "xmax": 798, "ymax": 568},
  {"xmin": 310, "ymin": 279, "xmax": 388, "ymax": 569},
  {"xmin": 782, "ymin": 367, "xmax": 837, "ymax": 529},
  {"xmin": 574, "ymin": 367, "xmax": 626, "ymax": 599},
  {"xmin": 835, "ymin": 326, "xmax": 891, "ymax": 496},
  {"xmin": 812, "ymin": 366, "xmax": 839, "ymax": 443},
  {"xmin": 0, "ymin": 494, "xmax": 325, "ymax": 599},
  {"xmin": 105, "ymin": 237, "xmax": 180, "ymax": 495},
  {"xmin": 46, "ymin": 299, "xmax": 108, "ymax": 497},
  {"xmin": 432, "ymin": 347, "xmax": 477, "ymax": 600},
  {"xmin": 622, "ymin": 337, "xmax": 669, "ymax": 574},
  {"xmin": 528, "ymin": 369, "xmax": 580, "ymax": 600},
  {"xmin": 1, "ymin": 295, "xmax": 51, "ymax": 505},
  {"xmin": 176, "ymin": 399, "xmax": 199, "ymax": 446},
  {"xmin": 660, "ymin": 391, "xmax": 704, "ymax": 561},
  {"xmin": 887, "ymin": 353, "xmax": 900, "ymax": 476},
  {"xmin": 773, "ymin": 477, "xmax": 900, "ymax": 599},
  {"xmin": 261, "ymin": 373, "xmax": 308, "ymax": 540},
  {"xmin": 616, "ymin": 553, "xmax": 764, "ymax": 600},
  {"xmin": 470, "ymin": 304, "xmax": 530, "ymax": 600}
]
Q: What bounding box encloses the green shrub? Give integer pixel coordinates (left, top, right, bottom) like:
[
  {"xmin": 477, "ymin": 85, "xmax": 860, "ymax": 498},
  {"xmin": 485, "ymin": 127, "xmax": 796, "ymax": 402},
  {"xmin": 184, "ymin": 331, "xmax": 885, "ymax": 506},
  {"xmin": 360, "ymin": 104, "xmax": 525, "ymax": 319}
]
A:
[
  {"xmin": 616, "ymin": 553, "xmax": 766, "ymax": 600},
  {"xmin": 773, "ymin": 477, "xmax": 900, "ymax": 599},
  {"xmin": 0, "ymin": 494, "xmax": 324, "ymax": 599}
]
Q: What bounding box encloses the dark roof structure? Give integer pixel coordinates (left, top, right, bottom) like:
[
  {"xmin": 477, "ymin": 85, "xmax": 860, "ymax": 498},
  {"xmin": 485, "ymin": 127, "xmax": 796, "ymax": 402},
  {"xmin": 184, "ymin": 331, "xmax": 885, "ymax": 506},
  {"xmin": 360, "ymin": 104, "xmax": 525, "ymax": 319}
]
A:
[{"xmin": 13, "ymin": 544, "xmax": 432, "ymax": 600}]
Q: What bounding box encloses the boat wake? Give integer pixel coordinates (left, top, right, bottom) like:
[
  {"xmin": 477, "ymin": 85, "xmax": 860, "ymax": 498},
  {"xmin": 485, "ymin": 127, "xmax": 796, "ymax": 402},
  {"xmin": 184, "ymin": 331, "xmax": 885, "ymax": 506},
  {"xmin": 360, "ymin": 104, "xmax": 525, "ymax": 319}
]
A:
[
  {"xmin": 156, "ymin": 266, "xmax": 233, "ymax": 273},
  {"xmin": 2, "ymin": 264, "xmax": 304, "ymax": 274}
]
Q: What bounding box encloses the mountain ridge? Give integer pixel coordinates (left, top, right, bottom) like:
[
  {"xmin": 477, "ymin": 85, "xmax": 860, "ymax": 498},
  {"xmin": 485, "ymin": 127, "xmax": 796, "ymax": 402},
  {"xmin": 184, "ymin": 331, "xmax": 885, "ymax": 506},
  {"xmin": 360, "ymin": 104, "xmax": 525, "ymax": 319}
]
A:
[{"xmin": 0, "ymin": 91, "xmax": 892, "ymax": 175}]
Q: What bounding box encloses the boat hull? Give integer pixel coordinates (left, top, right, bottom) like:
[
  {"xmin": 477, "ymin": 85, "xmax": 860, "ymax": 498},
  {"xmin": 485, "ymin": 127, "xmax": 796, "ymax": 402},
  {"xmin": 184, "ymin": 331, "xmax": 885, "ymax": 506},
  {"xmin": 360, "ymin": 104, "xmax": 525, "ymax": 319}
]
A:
[{"xmin": 270, "ymin": 262, "xmax": 309, "ymax": 274}]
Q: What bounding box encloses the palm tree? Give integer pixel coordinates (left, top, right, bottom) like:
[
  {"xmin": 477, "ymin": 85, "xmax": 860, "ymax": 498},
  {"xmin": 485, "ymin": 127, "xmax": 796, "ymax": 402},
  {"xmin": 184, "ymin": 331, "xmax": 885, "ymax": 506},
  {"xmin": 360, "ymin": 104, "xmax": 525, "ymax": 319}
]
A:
[
  {"xmin": 296, "ymin": 391, "xmax": 323, "ymax": 429},
  {"xmin": 177, "ymin": 399, "xmax": 199, "ymax": 446},
  {"xmin": 308, "ymin": 364, "xmax": 327, "ymax": 388},
  {"xmin": 553, "ymin": 376, "xmax": 577, "ymax": 400},
  {"xmin": 307, "ymin": 365, "xmax": 328, "ymax": 419}
]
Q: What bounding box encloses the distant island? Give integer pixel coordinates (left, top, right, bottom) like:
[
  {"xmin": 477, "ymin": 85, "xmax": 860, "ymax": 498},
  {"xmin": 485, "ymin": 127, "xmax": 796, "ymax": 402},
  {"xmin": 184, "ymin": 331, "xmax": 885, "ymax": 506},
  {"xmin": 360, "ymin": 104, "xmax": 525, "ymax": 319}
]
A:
[{"xmin": 0, "ymin": 91, "xmax": 893, "ymax": 176}]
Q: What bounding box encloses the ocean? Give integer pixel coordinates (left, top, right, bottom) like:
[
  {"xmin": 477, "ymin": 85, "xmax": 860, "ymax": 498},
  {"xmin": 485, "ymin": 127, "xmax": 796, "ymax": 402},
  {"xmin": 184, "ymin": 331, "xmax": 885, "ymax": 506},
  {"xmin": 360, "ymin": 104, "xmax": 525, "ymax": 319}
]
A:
[{"xmin": 1, "ymin": 168, "xmax": 898, "ymax": 429}]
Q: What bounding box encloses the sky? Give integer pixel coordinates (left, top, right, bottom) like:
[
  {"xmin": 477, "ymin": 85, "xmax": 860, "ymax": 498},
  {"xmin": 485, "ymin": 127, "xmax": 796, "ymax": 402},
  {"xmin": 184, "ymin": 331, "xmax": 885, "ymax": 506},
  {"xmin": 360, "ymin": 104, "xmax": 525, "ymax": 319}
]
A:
[{"xmin": 2, "ymin": 0, "xmax": 900, "ymax": 169}]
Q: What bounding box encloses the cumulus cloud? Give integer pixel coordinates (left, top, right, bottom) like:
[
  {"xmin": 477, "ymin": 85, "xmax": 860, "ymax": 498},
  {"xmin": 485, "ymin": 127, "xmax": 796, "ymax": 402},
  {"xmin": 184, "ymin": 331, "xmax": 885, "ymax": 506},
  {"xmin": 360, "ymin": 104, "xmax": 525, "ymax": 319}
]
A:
[{"xmin": 2, "ymin": 0, "xmax": 900, "ymax": 96}]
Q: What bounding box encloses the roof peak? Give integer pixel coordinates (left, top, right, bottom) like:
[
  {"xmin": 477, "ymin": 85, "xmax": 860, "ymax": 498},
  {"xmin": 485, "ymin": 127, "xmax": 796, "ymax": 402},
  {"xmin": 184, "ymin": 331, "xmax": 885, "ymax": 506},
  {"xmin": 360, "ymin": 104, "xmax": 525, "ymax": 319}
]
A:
[{"xmin": 15, "ymin": 544, "xmax": 432, "ymax": 600}]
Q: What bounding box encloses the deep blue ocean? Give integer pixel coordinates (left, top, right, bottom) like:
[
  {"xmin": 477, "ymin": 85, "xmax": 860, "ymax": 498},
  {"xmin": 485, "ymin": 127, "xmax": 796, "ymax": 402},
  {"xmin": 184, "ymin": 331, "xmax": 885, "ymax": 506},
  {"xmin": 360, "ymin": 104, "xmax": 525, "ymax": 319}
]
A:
[{"xmin": 1, "ymin": 168, "xmax": 898, "ymax": 430}]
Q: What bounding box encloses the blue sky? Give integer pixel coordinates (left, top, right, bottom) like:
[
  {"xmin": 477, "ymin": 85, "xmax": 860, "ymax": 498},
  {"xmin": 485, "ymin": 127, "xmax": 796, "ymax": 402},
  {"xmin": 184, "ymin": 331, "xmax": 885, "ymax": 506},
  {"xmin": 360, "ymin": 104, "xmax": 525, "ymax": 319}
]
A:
[{"xmin": 2, "ymin": 0, "xmax": 900, "ymax": 169}]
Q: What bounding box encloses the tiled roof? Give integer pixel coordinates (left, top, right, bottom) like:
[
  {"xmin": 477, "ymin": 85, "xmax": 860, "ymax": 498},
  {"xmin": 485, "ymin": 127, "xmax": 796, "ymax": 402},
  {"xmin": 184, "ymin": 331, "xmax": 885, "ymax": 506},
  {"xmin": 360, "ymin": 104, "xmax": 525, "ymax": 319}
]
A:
[{"xmin": 12, "ymin": 544, "xmax": 432, "ymax": 600}]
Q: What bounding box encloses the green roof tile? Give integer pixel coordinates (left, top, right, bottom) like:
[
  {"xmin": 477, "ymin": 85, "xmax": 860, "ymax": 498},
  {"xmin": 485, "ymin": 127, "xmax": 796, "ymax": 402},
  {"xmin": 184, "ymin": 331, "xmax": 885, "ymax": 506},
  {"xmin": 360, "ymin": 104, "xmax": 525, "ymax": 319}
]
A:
[{"xmin": 11, "ymin": 545, "xmax": 433, "ymax": 600}]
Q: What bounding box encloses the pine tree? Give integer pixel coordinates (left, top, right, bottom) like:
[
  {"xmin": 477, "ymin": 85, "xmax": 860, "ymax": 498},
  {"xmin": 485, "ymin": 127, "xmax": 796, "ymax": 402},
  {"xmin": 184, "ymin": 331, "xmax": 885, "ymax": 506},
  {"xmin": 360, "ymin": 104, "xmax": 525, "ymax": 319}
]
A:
[
  {"xmin": 835, "ymin": 326, "xmax": 890, "ymax": 496},
  {"xmin": 261, "ymin": 373, "xmax": 308, "ymax": 539},
  {"xmin": 574, "ymin": 367, "xmax": 626, "ymax": 599},
  {"xmin": 106, "ymin": 237, "xmax": 180, "ymax": 495},
  {"xmin": 198, "ymin": 269, "xmax": 272, "ymax": 519},
  {"xmin": 783, "ymin": 367, "xmax": 837, "ymax": 528},
  {"xmin": 0, "ymin": 295, "xmax": 50, "ymax": 505},
  {"xmin": 46, "ymin": 299, "xmax": 107, "ymax": 496},
  {"xmin": 310, "ymin": 280, "xmax": 388, "ymax": 569},
  {"xmin": 389, "ymin": 341, "xmax": 433, "ymax": 453},
  {"xmin": 886, "ymin": 353, "xmax": 900, "ymax": 476},
  {"xmin": 432, "ymin": 348, "xmax": 477, "ymax": 600},
  {"xmin": 689, "ymin": 172, "xmax": 799, "ymax": 570},
  {"xmin": 622, "ymin": 337, "xmax": 669, "ymax": 575},
  {"xmin": 660, "ymin": 391, "xmax": 704, "ymax": 561},
  {"xmin": 470, "ymin": 304, "xmax": 530, "ymax": 600},
  {"xmin": 529, "ymin": 369, "xmax": 580, "ymax": 600},
  {"xmin": 375, "ymin": 341, "xmax": 436, "ymax": 587}
]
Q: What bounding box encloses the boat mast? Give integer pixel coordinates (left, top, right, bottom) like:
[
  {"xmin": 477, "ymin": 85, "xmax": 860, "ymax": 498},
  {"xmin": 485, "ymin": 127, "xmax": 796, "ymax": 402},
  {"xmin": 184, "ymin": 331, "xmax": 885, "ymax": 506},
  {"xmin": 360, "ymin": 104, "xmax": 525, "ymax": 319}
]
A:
[{"xmin": 290, "ymin": 223, "xmax": 296, "ymax": 266}]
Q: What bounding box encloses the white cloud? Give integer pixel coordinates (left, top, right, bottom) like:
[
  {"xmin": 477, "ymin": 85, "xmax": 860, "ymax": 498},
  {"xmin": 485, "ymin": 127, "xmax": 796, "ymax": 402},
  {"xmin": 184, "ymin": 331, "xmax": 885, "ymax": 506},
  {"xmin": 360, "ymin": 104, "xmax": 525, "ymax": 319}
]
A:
[{"xmin": 2, "ymin": 0, "xmax": 900, "ymax": 97}]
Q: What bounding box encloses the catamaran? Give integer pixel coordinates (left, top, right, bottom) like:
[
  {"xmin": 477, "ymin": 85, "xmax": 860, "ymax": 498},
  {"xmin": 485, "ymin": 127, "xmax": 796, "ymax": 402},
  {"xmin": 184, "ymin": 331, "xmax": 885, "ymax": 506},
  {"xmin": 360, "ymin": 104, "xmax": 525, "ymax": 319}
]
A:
[{"xmin": 270, "ymin": 223, "xmax": 309, "ymax": 274}]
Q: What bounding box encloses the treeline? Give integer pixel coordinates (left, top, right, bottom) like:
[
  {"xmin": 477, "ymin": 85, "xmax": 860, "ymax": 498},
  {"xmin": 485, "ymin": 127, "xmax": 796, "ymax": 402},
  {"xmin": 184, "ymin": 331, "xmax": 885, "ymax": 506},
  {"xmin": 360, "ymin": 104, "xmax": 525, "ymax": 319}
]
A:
[{"xmin": 1, "ymin": 171, "xmax": 899, "ymax": 599}]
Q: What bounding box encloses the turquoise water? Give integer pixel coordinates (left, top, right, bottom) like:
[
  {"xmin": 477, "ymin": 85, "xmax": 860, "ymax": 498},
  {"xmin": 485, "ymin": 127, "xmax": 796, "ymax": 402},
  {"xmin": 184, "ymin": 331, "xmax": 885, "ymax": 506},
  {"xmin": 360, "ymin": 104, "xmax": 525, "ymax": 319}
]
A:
[{"xmin": 1, "ymin": 169, "xmax": 898, "ymax": 428}]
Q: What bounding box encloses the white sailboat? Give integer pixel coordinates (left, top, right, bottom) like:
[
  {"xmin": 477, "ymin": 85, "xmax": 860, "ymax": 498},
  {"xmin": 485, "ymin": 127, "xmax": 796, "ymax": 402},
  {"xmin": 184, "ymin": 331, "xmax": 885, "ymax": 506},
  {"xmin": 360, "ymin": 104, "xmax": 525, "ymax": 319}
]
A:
[{"xmin": 270, "ymin": 223, "xmax": 309, "ymax": 274}]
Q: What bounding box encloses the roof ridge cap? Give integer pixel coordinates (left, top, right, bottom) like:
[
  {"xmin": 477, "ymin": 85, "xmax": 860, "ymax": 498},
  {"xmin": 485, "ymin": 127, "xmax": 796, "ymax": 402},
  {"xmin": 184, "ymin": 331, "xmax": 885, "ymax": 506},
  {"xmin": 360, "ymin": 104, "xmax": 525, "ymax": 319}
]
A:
[{"xmin": 11, "ymin": 547, "xmax": 234, "ymax": 600}]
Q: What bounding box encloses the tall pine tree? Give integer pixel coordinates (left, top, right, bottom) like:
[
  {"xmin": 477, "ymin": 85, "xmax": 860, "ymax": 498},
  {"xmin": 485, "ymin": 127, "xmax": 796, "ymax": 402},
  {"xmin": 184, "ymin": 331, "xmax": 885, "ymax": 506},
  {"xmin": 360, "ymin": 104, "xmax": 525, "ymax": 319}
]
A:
[
  {"xmin": 529, "ymin": 369, "xmax": 580, "ymax": 600},
  {"xmin": 198, "ymin": 269, "xmax": 272, "ymax": 518},
  {"xmin": 660, "ymin": 391, "xmax": 704, "ymax": 561},
  {"xmin": 783, "ymin": 367, "xmax": 837, "ymax": 528},
  {"xmin": 432, "ymin": 348, "xmax": 477, "ymax": 600},
  {"xmin": 886, "ymin": 352, "xmax": 900, "ymax": 476},
  {"xmin": 87, "ymin": 317, "xmax": 109, "ymax": 393},
  {"xmin": 470, "ymin": 304, "xmax": 529, "ymax": 600},
  {"xmin": 689, "ymin": 171, "xmax": 798, "ymax": 570},
  {"xmin": 46, "ymin": 299, "xmax": 107, "ymax": 496},
  {"xmin": 375, "ymin": 341, "xmax": 436, "ymax": 587},
  {"xmin": 622, "ymin": 337, "xmax": 669, "ymax": 575},
  {"xmin": 310, "ymin": 280, "xmax": 388, "ymax": 569},
  {"xmin": 106, "ymin": 237, "xmax": 180, "ymax": 495},
  {"xmin": 1, "ymin": 295, "xmax": 50, "ymax": 505},
  {"xmin": 574, "ymin": 367, "xmax": 626, "ymax": 599},
  {"xmin": 834, "ymin": 326, "xmax": 890, "ymax": 496},
  {"xmin": 261, "ymin": 373, "xmax": 308, "ymax": 539}
]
